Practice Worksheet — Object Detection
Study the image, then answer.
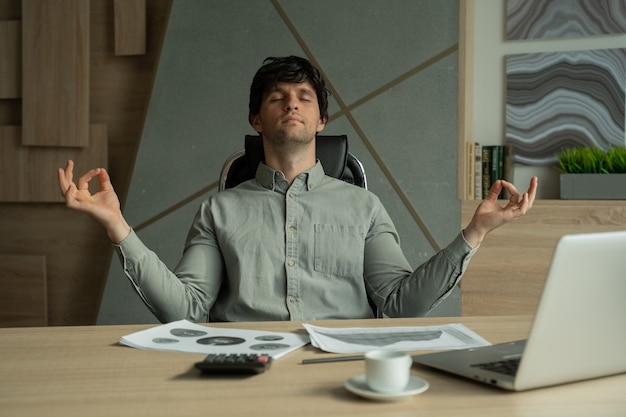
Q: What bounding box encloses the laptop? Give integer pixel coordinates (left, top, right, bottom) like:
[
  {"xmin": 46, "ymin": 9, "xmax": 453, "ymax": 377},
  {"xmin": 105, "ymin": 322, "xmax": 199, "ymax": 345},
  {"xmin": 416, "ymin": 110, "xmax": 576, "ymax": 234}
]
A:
[{"xmin": 413, "ymin": 230, "xmax": 626, "ymax": 391}]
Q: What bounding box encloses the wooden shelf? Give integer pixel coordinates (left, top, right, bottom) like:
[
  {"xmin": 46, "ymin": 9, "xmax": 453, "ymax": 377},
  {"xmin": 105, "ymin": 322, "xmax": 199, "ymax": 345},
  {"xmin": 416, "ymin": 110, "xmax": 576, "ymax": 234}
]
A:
[{"xmin": 461, "ymin": 199, "xmax": 626, "ymax": 316}]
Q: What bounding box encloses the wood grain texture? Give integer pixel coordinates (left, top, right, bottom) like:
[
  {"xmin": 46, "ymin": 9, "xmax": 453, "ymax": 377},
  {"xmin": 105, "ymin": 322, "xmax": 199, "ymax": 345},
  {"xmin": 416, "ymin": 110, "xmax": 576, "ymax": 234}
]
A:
[
  {"xmin": 114, "ymin": 0, "xmax": 146, "ymax": 55},
  {"xmin": 0, "ymin": 0, "xmax": 21, "ymax": 20},
  {"xmin": 457, "ymin": 1, "xmax": 474, "ymax": 200},
  {"xmin": 0, "ymin": 125, "xmax": 108, "ymax": 202},
  {"xmin": 90, "ymin": 0, "xmax": 171, "ymax": 201},
  {"xmin": 21, "ymin": 0, "xmax": 90, "ymax": 147},
  {"xmin": 0, "ymin": 0, "xmax": 172, "ymax": 325},
  {"xmin": 0, "ymin": 2, "xmax": 23, "ymax": 126},
  {"xmin": 0, "ymin": 204, "xmax": 111, "ymax": 325},
  {"xmin": 461, "ymin": 199, "xmax": 626, "ymax": 316},
  {"xmin": 0, "ymin": 254, "xmax": 47, "ymax": 327},
  {"xmin": 1, "ymin": 317, "xmax": 625, "ymax": 417},
  {"xmin": 0, "ymin": 20, "xmax": 20, "ymax": 98}
]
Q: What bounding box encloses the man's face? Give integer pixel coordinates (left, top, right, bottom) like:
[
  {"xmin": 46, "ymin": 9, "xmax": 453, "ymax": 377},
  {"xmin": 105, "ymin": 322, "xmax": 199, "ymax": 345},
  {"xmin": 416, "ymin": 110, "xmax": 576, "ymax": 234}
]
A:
[{"xmin": 251, "ymin": 81, "xmax": 326, "ymax": 149}]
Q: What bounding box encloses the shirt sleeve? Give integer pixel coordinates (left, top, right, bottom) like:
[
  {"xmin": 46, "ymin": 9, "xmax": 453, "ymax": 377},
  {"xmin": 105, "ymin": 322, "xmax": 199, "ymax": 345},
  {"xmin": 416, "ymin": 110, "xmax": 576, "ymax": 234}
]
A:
[
  {"xmin": 363, "ymin": 202, "xmax": 478, "ymax": 317},
  {"xmin": 114, "ymin": 225, "xmax": 224, "ymax": 323}
]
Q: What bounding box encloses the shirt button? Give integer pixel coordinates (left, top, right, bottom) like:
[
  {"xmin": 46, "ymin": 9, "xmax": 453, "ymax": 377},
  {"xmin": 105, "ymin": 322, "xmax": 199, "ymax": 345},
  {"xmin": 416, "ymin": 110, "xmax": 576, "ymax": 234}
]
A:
[
  {"xmin": 288, "ymin": 225, "xmax": 296, "ymax": 232},
  {"xmin": 289, "ymin": 297, "xmax": 297, "ymax": 304},
  {"xmin": 288, "ymin": 192, "xmax": 295, "ymax": 198},
  {"xmin": 288, "ymin": 260, "xmax": 295, "ymax": 267}
]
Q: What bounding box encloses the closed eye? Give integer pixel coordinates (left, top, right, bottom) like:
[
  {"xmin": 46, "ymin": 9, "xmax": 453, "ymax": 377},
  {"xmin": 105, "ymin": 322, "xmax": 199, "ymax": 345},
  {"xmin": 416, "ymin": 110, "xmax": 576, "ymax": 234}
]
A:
[{"xmin": 269, "ymin": 95, "xmax": 284, "ymax": 102}]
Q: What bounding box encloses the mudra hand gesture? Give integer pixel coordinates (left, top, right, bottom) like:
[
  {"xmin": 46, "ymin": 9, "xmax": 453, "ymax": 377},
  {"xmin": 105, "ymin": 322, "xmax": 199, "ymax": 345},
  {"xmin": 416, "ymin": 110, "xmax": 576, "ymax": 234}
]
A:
[
  {"xmin": 463, "ymin": 177, "xmax": 538, "ymax": 248},
  {"xmin": 57, "ymin": 160, "xmax": 131, "ymax": 243}
]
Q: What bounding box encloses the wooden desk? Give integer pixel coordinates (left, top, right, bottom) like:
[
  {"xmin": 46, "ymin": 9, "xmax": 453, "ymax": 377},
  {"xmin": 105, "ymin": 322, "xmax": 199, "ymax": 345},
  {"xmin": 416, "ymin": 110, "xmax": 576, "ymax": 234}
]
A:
[{"xmin": 1, "ymin": 316, "xmax": 624, "ymax": 417}]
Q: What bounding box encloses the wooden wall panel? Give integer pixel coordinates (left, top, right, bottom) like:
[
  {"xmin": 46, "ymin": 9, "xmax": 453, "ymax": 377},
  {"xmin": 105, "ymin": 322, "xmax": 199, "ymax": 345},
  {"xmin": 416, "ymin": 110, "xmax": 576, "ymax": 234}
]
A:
[
  {"xmin": 0, "ymin": 20, "xmax": 20, "ymax": 98},
  {"xmin": 0, "ymin": 0, "xmax": 171, "ymax": 326},
  {"xmin": 0, "ymin": 204, "xmax": 112, "ymax": 325},
  {"xmin": 461, "ymin": 200, "xmax": 626, "ymax": 316},
  {"xmin": 0, "ymin": 125, "xmax": 108, "ymax": 202},
  {"xmin": 91, "ymin": 0, "xmax": 171, "ymax": 203},
  {"xmin": 0, "ymin": 254, "xmax": 47, "ymax": 327},
  {"xmin": 21, "ymin": 0, "xmax": 89, "ymax": 147},
  {"xmin": 114, "ymin": 0, "xmax": 146, "ymax": 55}
]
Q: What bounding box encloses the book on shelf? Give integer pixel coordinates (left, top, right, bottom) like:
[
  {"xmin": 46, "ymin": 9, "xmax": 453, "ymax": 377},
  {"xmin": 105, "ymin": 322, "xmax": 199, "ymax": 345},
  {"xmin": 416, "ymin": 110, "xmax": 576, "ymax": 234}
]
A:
[
  {"xmin": 466, "ymin": 142, "xmax": 513, "ymax": 200},
  {"xmin": 471, "ymin": 142, "xmax": 483, "ymax": 200}
]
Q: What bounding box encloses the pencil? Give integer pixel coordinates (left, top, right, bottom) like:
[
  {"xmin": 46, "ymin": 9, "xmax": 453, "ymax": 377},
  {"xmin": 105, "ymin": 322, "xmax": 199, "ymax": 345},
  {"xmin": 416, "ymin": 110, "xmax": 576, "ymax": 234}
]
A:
[{"xmin": 301, "ymin": 355, "xmax": 365, "ymax": 364}]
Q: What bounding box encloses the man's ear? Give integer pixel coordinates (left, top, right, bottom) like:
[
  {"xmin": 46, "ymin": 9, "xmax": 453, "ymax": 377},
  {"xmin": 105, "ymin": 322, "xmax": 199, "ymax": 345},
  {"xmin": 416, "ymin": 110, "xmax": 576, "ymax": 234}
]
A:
[
  {"xmin": 316, "ymin": 116, "xmax": 327, "ymax": 133},
  {"xmin": 251, "ymin": 114, "xmax": 262, "ymax": 133}
]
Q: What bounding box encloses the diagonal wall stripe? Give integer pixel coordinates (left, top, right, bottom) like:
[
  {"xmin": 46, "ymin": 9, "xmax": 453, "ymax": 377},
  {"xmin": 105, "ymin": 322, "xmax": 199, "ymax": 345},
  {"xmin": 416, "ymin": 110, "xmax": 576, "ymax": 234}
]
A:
[
  {"xmin": 329, "ymin": 45, "xmax": 459, "ymax": 121},
  {"xmin": 134, "ymin": 181, "xmax": 218, "ymax": 232},
  {"xmin": 133, "ymin": 2, "xmax": 455, "ymax": 253},
  {"xmin": 273, "ymin": 0, "xmax": 445, "ymax": 251}
]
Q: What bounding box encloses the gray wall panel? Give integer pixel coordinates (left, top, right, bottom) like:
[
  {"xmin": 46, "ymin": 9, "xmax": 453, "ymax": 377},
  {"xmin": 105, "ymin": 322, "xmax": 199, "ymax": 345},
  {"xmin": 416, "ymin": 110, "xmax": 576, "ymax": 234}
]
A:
[
  {"xmin": 279, "ymin": 0, "xmax": 459, "ymax": 104},
  {"xmin": 351, "ymin": 52, "xmax": 460, "ymax": 246},
  {"xmin": 99, "ymin": 0, "xmax": 461, "ymax": 323}
]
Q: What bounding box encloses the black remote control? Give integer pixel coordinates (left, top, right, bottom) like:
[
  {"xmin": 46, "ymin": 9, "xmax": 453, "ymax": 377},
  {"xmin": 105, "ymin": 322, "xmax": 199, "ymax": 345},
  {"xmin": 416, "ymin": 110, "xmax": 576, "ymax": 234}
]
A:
[{"xmin": 194, "ymin": 353, "xmax": 272, "ymax": 374}]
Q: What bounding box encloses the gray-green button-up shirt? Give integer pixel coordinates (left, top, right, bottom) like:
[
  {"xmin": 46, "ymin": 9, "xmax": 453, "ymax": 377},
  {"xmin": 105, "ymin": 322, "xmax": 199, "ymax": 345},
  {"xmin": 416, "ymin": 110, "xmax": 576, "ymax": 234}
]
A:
[{"xmin": 117, "ymin": 162, "xmax": 477, "ymax": 323}]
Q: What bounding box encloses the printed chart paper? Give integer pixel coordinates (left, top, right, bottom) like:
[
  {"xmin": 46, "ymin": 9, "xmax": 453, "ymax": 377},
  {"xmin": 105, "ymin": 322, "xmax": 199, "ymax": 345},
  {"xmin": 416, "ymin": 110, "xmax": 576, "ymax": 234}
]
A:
[
  {"xmin": 303, "ymin": 323, "xmax": 491, "ymax": 354},
  {"xmin": 120, "ymin": 320, "xmax": 310, "ymax": 359}
]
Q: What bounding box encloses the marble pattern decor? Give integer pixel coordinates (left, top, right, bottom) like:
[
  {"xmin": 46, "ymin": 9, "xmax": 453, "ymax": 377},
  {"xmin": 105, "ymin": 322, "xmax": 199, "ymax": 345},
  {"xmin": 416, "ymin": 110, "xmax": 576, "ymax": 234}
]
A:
[
  {"xmin": 506, "ymin": 0, "xmax": 626, "ymax": 40},
  {"xmin": 505, "ymin": 48, "xmax": 626, "ymax": 165}
]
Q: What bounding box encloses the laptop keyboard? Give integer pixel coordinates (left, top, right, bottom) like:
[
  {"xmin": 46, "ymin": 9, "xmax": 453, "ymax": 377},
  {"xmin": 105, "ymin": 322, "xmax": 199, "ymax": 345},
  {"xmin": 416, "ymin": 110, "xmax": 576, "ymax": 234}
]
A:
[{"xmin": 471, "ymin": 357, "xmax": 521, "ymax": 376}]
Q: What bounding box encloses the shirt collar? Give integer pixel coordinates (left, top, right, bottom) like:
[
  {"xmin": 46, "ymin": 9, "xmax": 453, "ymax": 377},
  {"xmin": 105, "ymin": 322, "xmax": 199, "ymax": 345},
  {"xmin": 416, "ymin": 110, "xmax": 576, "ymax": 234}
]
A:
[{"xmin": 255, "ymin": 161, "xmax": 326, "ymax": 192}]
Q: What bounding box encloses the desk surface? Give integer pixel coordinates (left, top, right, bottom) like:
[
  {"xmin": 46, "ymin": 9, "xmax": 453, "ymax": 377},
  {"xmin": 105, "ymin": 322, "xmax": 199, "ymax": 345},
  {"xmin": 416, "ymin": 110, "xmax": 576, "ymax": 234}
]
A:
[{"xmin": 1, "ymin": 316, "xmax": 624, "ymax": 417}]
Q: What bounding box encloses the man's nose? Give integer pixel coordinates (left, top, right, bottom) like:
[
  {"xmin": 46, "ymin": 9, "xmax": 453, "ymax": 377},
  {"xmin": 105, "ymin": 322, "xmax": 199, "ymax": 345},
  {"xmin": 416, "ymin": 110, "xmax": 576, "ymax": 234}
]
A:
[{"xmin": 285, "ymin": 95, "xmax": 298, "ymax": 111}]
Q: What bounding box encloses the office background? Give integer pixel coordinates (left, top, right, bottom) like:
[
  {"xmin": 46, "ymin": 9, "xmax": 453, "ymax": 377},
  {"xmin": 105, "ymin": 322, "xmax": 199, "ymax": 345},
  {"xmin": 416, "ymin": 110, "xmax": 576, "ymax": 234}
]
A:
[
  {"xmin": 3, "ymin": 1, "xmax": 626, "ymax": 327},
  {"xmin": 98, "ymin": 0, "xmax": 463, "ymax": 324}
]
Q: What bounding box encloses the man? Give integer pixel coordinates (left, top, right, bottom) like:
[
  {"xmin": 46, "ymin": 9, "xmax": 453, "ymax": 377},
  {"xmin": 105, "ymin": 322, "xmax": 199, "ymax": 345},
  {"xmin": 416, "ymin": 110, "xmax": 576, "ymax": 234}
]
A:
[{"xmin": 58, "ymin": 56, "xmax": 537, "ymax": 323}]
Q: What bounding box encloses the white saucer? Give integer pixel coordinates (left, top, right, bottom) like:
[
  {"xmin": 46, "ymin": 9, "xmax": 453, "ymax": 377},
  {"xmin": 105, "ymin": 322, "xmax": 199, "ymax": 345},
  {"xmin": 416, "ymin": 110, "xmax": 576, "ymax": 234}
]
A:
[{"xmin": 344, "ymin": 375, "xmax": 429, "ymax": 402}]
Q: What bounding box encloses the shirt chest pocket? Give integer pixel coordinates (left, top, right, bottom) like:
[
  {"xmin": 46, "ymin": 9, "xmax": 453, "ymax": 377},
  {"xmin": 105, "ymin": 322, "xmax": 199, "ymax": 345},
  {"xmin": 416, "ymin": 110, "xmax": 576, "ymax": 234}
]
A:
[{"xmin": 314, "ymin": 224, "xmax": 365, "ymax": 278}]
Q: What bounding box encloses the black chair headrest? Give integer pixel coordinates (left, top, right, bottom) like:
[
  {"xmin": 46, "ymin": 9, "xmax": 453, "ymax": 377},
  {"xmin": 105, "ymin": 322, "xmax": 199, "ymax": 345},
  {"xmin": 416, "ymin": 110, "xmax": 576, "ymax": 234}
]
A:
[{"xmin": 244, "ymin": 135, "xmax": 348, "ymax": 179}]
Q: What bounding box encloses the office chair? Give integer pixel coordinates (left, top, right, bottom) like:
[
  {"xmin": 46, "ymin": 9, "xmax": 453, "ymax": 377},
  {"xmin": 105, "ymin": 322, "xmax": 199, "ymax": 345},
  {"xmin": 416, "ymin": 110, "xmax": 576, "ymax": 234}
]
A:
[{"xmin": 219, "ymin": 134, "xmax": 367, "ymax": 191}]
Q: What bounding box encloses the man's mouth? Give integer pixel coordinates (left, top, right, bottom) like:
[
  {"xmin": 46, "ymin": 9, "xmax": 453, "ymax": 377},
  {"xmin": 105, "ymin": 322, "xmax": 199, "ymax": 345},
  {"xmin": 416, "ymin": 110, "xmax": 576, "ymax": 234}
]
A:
[{"xmin": 282, "ymin": 115, "xmax": 303, "ymax": 124}]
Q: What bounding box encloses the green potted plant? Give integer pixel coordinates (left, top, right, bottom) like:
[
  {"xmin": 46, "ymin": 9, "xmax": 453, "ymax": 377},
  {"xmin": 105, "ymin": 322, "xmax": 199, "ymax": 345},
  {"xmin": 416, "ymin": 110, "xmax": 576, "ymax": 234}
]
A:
[{"xmin": 557, "ymin": 146, "xmax": 626, "ymax": 199}]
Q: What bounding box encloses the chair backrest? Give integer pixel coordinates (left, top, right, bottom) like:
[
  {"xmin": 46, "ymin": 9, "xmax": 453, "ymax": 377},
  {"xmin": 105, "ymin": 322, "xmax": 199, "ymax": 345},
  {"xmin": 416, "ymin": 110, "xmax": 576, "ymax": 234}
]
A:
[
  {"xmin": 219, "ymin": 135, "xmax": 367, "ymax": 191},
  {"xmin": 217, "ymin": 135, "xmax": 377, "ymax": 317}
]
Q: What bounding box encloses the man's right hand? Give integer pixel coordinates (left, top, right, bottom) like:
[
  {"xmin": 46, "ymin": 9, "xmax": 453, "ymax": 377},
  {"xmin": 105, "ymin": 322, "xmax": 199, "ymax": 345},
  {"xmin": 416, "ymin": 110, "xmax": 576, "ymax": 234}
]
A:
[{"xmin": 57, "ymin": 160, "xmax": 131, "ymax": 243}]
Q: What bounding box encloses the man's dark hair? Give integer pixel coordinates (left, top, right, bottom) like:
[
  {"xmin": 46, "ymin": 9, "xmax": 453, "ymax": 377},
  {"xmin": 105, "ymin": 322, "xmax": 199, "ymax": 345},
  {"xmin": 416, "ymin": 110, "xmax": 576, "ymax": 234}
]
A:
[{"xmin": 248, "ymin": 56, "xmax": 330, "ymax": 125}]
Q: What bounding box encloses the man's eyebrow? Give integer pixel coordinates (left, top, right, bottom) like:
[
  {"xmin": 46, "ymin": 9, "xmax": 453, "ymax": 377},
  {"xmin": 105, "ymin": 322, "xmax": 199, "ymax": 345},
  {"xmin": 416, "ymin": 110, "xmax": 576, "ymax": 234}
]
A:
[{"xmin": 268, "ymin": 84, "xmax": 315, "ymax": 95}]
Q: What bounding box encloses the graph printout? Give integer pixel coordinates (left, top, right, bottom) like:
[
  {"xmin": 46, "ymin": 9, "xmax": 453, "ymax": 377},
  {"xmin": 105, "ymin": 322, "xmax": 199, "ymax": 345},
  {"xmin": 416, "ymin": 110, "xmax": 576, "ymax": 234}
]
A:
[{"xmin": 303, "ymin": 323, "xmax": 490, "ymax": 354}]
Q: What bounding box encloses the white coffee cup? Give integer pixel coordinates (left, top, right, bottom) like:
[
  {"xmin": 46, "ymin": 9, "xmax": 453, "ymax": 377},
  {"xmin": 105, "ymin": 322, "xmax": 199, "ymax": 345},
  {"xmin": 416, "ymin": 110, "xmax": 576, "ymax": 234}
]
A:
[{"xmin": 364, "ymin": 350, "xmax": 412, "ymax": 393}]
